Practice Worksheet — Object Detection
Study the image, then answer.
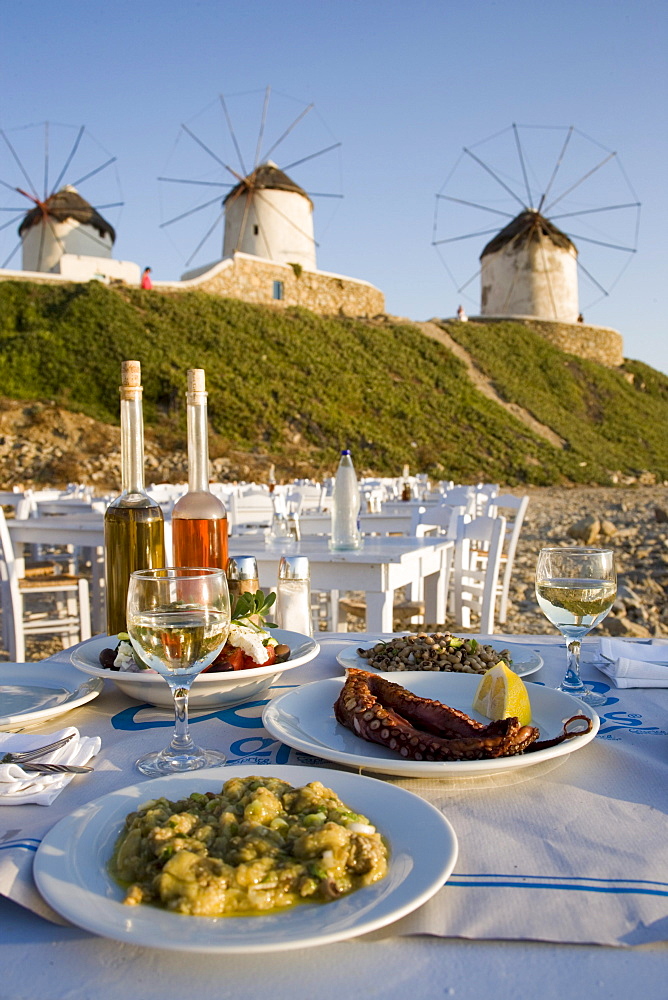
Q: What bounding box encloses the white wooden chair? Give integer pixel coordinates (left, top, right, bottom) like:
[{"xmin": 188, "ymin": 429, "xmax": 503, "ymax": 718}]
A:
[
  {"xmin": 0, "ymin": 506, "xmax": 91, "ymax": 661},
  {"xmin": 487, "ymin": 493, "xmax": 530, "ymax": 623},
  {"xmin": 288, "ymin": 484, "xmax": 324, "ymax": 512},
  {"xmin": 416, "ymin": 503, "xmax": 467, "ymax": 538},
  {"xmin": 451, "ymin": 513, "xmax": 507, "ymax": 633},
  {"xmin": 229, "ymin": 491, "xmax": 276, "ymax": 535},
  {"xmin": 441, "ymin": 486, "xmax": 477, "ymax": 515}
]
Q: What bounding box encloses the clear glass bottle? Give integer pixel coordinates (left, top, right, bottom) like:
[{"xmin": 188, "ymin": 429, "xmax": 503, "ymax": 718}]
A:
[
  {"xmin": 104, "ymin": 360, "xmax": 166, "ymax": 636},
  {"xmin": 172, "ymin": 369, "xmax": 228, "ymax": 571},
  {"xmin": 330, "ymin": 449, "xmax": 361, "ymax": 550}
]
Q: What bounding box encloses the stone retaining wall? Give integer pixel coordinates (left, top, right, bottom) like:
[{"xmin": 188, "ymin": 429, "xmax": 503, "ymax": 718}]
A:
[
  {"xmin": 160, "ymin": 252, "xmax": 385, "ymax": 317},
  {"xmin": 468, "ymin": 315, "xmax": 624, "ymax": 367}
]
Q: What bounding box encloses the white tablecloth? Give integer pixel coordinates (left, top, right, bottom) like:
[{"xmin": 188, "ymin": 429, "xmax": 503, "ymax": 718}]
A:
[{"xmin": 0, "ymin": 633, "xmax": 666, "ymax": 999}]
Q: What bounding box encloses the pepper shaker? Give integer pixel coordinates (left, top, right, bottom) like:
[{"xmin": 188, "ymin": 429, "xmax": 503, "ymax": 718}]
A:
[
  {"xmin": 227, "ymin": 556, "xmax": 260, "ymax": 601},
  {"xmin": 276, "ymin": 555, "xmax": 312, "ymax": 636}
]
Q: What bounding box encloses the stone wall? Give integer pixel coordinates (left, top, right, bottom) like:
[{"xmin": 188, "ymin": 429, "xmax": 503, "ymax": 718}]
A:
[
  {"xmin": 468, "ymin": 315, "xmax": 624, "ymax": 367},
  {"xmin": 161, "ymin": 252, "xmax": 385, "ymax": 317}
]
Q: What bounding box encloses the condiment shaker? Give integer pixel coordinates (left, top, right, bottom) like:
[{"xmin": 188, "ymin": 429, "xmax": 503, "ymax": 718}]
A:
[
  {"xmin": 227, "ymin": 556, "xmax": 260, "ymax": 601},
  {"xmin": 276, "ymin": 555, "xmax": 313, "ymax": 636}
]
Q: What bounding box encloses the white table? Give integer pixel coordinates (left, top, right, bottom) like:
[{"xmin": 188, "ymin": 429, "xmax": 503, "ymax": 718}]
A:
[
  {"xmin": 0, "ymin": 634, "xmax": 665, "ymax": 999},
  {"xmin": 8, "ymin": 514, "xmax": 107, "ymax": 633},
  {"xmin": 7, "ymin": 518, "xmax": 450, "ymax": 634},
  {"xmin": 298, "ymin": 509, "xmax": 429, "ymax": 536},
  {"xmin": 230, "ymin": 535, "xmax": 454, "ymax": 631}
]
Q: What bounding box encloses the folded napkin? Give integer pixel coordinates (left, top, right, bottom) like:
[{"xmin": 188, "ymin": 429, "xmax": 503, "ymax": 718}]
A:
[
  {"xmin": 0, "ymin": 726, "xmax": 101, "ymax": 806},
  {"xmin": 597, "ymin": 637, "xmax": 668, "ymax": 688}
]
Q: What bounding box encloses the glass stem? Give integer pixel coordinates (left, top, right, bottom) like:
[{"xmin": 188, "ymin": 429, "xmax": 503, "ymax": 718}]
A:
[
  {"xmin": 169, "ymin": 683, "xmax": 197, "ymax": 753},
  {"xmin": 563, "ymin": 638, "xmax": 586, "ymax": 694}
]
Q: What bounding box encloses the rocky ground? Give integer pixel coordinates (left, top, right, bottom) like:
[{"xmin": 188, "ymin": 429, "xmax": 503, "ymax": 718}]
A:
[
  {"xmin": 350, "ymin": 484, "xmax": 668, "ymax": 638},
  {"xmin": 493, "ymin": 485, "xmax": 668, "ymax": 638}
]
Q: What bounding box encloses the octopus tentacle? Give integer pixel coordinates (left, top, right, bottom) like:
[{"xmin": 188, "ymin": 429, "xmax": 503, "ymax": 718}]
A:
[
  {"xmin": 355, "ymin": 670, "xmax": 488, "ymax": 738},
  {"xmin": 334, "ymin": 669, "xmax": 539, "ymax": 761},
  {"xmin": 525, "ymin": 714, "xmax": 592, "ymax": 752}
]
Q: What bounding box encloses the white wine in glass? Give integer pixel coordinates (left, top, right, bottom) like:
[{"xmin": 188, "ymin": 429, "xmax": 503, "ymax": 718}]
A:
[
  {"xmin": 535, "ymin": 546, "xmax": 616, "ymax": 707},
  {"xmin": 127, "ymin": 567, "xmax": 230, "ymax": 775}
]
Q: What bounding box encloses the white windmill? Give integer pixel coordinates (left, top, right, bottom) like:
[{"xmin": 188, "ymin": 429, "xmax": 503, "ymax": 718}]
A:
[
  {"xmin": 158, "ymin": 87, "xmax": 342, "ymax": 278},
  {"xmin": 222, "ymin": 161, "xmax": 316, "ymax": 269},
  {"xmin": 433, "ymin": 124, "xmax": 641, "ymax": 323},
  {"xmin": 0, "ymin": 122, "xmax": 133, "ymax": 283},
  {"xmin": 18, "ymin": 183, "xmax": 116, "ymax": 273}
]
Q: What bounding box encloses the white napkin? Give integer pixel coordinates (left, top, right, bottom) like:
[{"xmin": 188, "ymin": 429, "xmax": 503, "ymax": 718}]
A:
[
  {"xmin": 0, "ymin": 726, "xmax": 101, "ymax": 806},
  {"xmin": 597, "ymin": 638, "xmax": 668, "ymax": 688}
]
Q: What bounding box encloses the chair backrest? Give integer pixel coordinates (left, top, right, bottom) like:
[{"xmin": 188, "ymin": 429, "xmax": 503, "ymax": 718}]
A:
[
  {"xmin": 441, "ymin": 486, "xmax": 477, "ymax": 516},
  {"xmin": 417, "ymin": 503, "xmax": 467, "ymax": 537},
  {"xmin": 487, "ymin": 494, "xmax": 530, "ymax": 623},
  {"xmin": 474, "ymin": 484, "xmax": 499, "ymax": 516},
  {"xmin": 229, "ymin": 491, "xmax": 276, "ymax": 532},
  {"xmin": 452, "ymin": 513, "xmax": 507, "ymax": 633},
  {"xmin": 287, "ymin": 484, "xmax": 323, "ymax": 512}
]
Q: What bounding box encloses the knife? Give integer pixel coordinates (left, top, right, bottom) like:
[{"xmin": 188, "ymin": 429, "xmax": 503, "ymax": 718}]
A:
[{"xmin": 21, "ymin": 763, "xmax": 94, "ymax": 774}]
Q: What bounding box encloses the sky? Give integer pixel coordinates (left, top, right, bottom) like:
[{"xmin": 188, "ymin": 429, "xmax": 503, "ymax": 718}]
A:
[{"xmin": 1, "ymin": 0, "xmax": 667, "ymax": 372}]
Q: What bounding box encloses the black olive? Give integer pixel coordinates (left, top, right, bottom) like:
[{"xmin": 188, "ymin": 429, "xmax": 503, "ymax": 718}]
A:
[{"xmin": 274, "ymin": 643, "xmax": 291, "ymax": 662}]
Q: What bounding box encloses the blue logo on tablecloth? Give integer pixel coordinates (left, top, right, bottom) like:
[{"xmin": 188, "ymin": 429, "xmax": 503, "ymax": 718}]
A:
[{"xmin": 110, "ymin": 700, "xmax": 269, "ymax": 731}]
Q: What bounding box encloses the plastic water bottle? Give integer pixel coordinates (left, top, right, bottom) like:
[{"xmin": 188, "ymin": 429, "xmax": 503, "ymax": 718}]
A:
[{"xmin": 330, "ymin": 450, "xmax": 361, "ymax": 550}]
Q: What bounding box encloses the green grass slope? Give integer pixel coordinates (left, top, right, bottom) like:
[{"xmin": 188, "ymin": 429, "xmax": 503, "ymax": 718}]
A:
[{"xmin": 0, "ymin": 280, "xmax": 666, "ymax": 486}]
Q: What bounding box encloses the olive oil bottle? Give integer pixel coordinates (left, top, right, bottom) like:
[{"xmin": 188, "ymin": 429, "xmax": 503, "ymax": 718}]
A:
[{"xmin": 104, "ymin": 360, "xmax": 165, "ymax": 635}]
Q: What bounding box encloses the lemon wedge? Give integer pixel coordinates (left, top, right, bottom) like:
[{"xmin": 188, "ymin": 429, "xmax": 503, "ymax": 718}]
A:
[{"xmin": 472, "ymin": 661, "xmax": 532, "ymax": 726}]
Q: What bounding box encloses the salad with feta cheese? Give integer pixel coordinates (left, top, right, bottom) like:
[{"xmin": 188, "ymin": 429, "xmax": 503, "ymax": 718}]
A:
[{"xmin": 98, "ymin": 590, "xmax": 291, "ymax": 673}]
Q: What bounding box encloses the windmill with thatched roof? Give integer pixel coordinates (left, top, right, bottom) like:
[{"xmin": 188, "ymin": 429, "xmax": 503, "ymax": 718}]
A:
[
  {"xmin": 479, "ymin": 209, "xmax": 579, "ymax": 322},
  {"xmin": 433, "ymin": 124, "xmax": 641, "ymax": 324},
  {"xmin": 222, "ymin": 160, "xmax": 316, "ymax": 269},
  {"xmin": 19, "ymin": 184, "xmax": 116, "ymax": 273}
]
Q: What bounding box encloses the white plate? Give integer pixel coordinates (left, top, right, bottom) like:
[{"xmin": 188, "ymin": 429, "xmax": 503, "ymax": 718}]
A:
[
  {"xmin": 0, "ymin": 661, "xmax": 103, "ymax": 731},
  {"xmin": 33, "ymin": 763, "xmax": 458, "ymax": 953},
  {"xmin": 337, "ymin": 638, "xmax": 543, "ymax": 678},
  {"xmin": 70, "ymin": 630, "xmax": 320, "ymax": 709},
  {"xmin": 262, "ymin": 673, "xmax": 599, "ymax": 779}
]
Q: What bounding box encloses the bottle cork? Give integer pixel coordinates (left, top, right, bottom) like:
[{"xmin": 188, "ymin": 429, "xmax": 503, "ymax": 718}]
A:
[
  {"xmin": 120, "ymin": 360, "xmax": 142, "ymax": 400},
  {"xmin": 187, "ymin": 368, "xmax": 206, "ymax": 393}
]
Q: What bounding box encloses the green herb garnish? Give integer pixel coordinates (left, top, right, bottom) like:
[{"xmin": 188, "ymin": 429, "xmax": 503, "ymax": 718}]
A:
[{"xmin": 231, "ymin": 590, "xmax": 277, "ymax": 631}]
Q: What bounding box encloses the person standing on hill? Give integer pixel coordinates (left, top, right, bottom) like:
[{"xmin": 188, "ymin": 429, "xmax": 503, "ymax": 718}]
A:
[{"xmin": 141, "ymin": 267, "xmax": 153, "ymax": 290}]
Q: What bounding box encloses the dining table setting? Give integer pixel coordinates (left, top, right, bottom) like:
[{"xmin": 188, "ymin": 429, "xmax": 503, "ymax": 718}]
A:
[{"xmin": 0, "ymin": 626, "xmax": 666, "ymax": 1000}]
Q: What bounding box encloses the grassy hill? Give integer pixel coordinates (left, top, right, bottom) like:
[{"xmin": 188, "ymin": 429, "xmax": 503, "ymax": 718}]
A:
[{"xmin": 0, "ymin": 279, "xmax": 666, "ymax": 487}]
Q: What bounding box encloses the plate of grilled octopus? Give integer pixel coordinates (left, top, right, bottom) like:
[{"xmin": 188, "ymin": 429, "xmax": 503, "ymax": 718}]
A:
[{"xmin": 262, "ymin": 668, "xmax": 599, "ymax": 779}]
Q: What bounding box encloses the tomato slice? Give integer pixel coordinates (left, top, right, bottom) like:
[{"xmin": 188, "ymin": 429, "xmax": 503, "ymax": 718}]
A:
[{"xmin": 203, "ymin": 642, "xmax": 277, "ymax": 673}]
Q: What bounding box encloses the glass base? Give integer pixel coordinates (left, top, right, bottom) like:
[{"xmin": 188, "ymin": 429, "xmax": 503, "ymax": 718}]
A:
[
  {"xmin": 136, "ymin": 746, "xmax": 227, "ymax": 776},
  {"xmin": 557, "ymin": 683, "xmax": 607, "ymax": 707}
]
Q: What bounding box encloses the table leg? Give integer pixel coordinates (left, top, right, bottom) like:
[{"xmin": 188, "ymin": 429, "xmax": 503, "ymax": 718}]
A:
[
  {"xmin": 329, "ymin": 589, "xmax": 348, "ymax": 632},
  {"xmin": 365, "ymin": 590, "xmax": 395, "ymax": 632},
  {"xmin": 423, "ymin": 546, "xmax": 452, "ymax": 625},
  {"xmin": 89, "ymin": 546, "xmax": 105, "ymax": 634}
]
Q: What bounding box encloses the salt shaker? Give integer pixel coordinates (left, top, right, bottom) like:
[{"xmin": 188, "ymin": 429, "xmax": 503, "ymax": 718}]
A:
[{"xmin": 276, "ymin": 555, "xmax": 313, "ymax": 636}]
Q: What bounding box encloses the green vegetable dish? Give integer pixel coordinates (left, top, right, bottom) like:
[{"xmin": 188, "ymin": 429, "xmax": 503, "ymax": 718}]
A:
[{"xmin": 112, "ymin": 775, "xmax": 389, "ymax": 916}]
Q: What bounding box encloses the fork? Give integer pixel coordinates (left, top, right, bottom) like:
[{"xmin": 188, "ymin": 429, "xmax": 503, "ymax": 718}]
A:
[
  {"xmin": 20, "ymin": 763, "xmax": 93, "ymax": 775},
  {"xmin": 1, "ymin": 734, "xmax": 76, "ymax": 765}
]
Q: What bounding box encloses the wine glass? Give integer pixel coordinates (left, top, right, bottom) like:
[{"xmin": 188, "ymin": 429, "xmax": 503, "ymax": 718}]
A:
[
  {"xmin": 126, "ymin": 567, "xmax": 231, "ymax": 775},
  {"xmin": 535, "ymin": 546, "xmax": 616, "ymax": 707}
]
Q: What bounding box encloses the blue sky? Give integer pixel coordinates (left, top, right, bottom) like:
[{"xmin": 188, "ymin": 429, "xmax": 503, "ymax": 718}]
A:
[{"xmin": 2, "ymin": 0, "xmax": 667, "ymax": 371}]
